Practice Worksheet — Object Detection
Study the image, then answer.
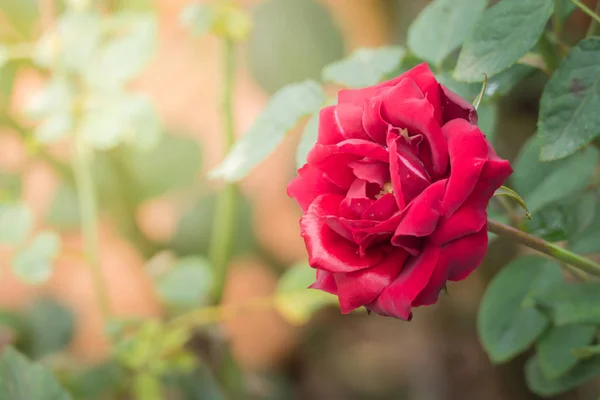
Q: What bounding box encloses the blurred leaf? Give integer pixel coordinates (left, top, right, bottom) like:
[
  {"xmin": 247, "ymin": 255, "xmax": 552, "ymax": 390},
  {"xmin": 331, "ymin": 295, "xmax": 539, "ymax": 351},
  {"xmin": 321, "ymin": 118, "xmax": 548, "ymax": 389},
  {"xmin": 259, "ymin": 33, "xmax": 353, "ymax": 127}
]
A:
[
  {"xmin": 477, "ymin": 102, "xmax": 498, "ymax": 144},
  {"xmin": 493, "ymin": 185, "xmax": 530, "ymax": 218},
  {"xmin": 133, "ymin": 372, "xmax": 163, "ymax": 400},
  {"xmin": 0, "ymin": 172, "xmax": 22, "ymax": 201},
  {"xmin": 155, "ymin": 256, "xmax": 212, "ymax": 308},
  {"xmin": 454, "ymin": 0, "xmax": 554, "ymax": 81},
  {"xmin": 275, "ymin": 262, "xmax": 337, "ymax": 325},
  {"xmin": 12, "ymin": 231, "xmax": 61, "ymax": 285},
  {"xmin": 84, "ymin": 14, "xmax": 156, "ymax": 87},
  {"xmin": 407, "ymin": 0, "xmax": 487, "ymax": 65},
  {"xmin": 163, "ymin": 365, "xmax": 225, "ymax": 400},
  {"xmin": 179, "ymin": 3, "xmax": 213, "ymax": 36},
  {"xmin": 295, "ymin": 111, "xmax": 319, "ymax": 169},
  {"xmin": 526, "ymin": 354, "xmax": 600, "ymax": 397},
  {"xmin": 570, "ymin": 199, "xmax": 600, "ymax": 254},
  {"xmin": 248, "ymin": 0, "xmax": 344, "ymax": 93},
  {"xmin": 0, "ymin": 46, "xmax": 9, "ymax": 68},
  {"xmin": 483, "ymin": 64, "xmax": 537, "ymax": 97},
  {"xmin": 538, "ymin": 38, "xmax": 600, "ymax": 160},
  {"xmin": 26, "ymin": 78, "xmax": 74, "ymax": 120},
  {"xmin": 523, "ymin": 193, "xmax": 595, "ymax": 242},
  {"xmin": 477, "ymin": 256, "xmax": 563, "ymax": 363},
  {"xmin": 66, "ymin": 361, "xmax": 124, "ymax": 400},
  {"xmin": 23, "ymin": 299, "xmax": 74, "ymax": 359},
  {"xmin": 122, "ymin": 134, "xmax": 201, "ymax": 199},
  {"xmin": 536, "ymin": 324, "xmax": 596, "ymax": 380},
  {"xmin": 0, "ymin": 346, "xmax": 72, "ymax": 400},
  {"xmin": 322, "ymin": 47, "xmax": 405, "ymax": 88},
  {"xmin": 35, "ymin": 112, "xmax": 73, "ymax": 144},
  {"xmin": 46, "ymin": 184, "xmax": 80, "ymax": 230},
  {"xmin": 211, "ymin": 80, "xmax": 324, "ymax": 181},
  {"xmin": 513, "ymin": 136, "xmax": 599, "ymax": 214},
  {"xmin": 555, "ymin": 0, "xmax": 577, "ymax": 21},
  {"xmin": 532, "ymin": 282, "xmax": 600, "ymax": 325},
  {"xmin": 0, "ymin": 0, "xmax": 39, "ymax": 38},
  {"xmin": 0, "ymin": 202, "xmax": 33, "ymax": 245}
]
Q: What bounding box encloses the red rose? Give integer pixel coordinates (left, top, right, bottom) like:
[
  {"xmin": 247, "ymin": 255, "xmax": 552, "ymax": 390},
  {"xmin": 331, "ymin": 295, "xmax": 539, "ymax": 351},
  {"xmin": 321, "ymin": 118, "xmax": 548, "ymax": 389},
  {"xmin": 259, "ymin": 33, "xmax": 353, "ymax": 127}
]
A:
[{"xmin": 287, "ymin": 63, "xmax": 513, "ymax": 320}]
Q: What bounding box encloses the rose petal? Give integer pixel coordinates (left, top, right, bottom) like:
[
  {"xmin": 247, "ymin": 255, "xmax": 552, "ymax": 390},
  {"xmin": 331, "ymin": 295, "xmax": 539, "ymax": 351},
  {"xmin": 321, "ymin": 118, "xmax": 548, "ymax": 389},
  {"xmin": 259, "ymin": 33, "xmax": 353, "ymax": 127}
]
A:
[
  {"xmin": 317, "ymin": 106, "xmax": 344, "ymax": 145},
  {"xmin": 413, "ymin": 227, "xmax": 488, "ymax": 307},
  {"xmin": 335, "ymin": 103, "xmax": 370, "ymax": 140},
  {"xmin": 349, "ymin": 160, "xmax": 390, "ymax": 187},
  {"xmin": 334, "ymin": 249, "xmax": 408, "ymax": 314},
  {"xmin": 362, "ymin": 193, "xmax": 398, "ymax": 221},
  {"xmin": 307, "ymin": 139, "xmax": 389, "ymax": 164},
  {"xmin": 309, "ymin": 269, "xmax": 338, "ymax": 295},
  {"xmin": 362, "ymin": 96, "xmax": 388, "ymax": 145},
  {"xmin": 287, "ymin": 164, "xmax": 344, "ymax": 212},
  {"xmin": 440, "ymin": 84, "xmax": 478, "ymax": 125},
  {"xmin": 301, "ymin": 195, "xmax": 382, "ymax": 273},
  {"xmin": 388, "ymin": 131, "xmax": 431, "ymax": 207},
  {"xmin": 367, "ymin": 243, "xmax": 440, "ymax": 320}
]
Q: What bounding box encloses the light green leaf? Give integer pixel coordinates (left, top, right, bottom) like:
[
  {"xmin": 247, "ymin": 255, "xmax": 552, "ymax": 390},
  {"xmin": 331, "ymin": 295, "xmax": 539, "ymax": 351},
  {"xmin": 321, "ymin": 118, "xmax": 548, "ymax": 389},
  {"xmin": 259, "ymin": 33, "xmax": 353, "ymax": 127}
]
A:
[
  {"xmin": 25, "ymin": 298, "xmax": 75, "ymax": 359},
  {"xmin": 454, "ymin": 0, "xmax": 554, "ymax": 82},
  {"xmin": 275, "ymin": 262, "xmax": 337, "ymax": 325},
  {"xmin": 295, "ymin": 111, "xmax": 319, "ymax": 169},
  {"xmin": 526, "ymin": 354, "xmax": 600, "ymax": 397},
  {"xmin": 210, "ymin": 80, "xmax": 324, "ymax": 181},
  {"xmin": 493, "ymin": 185, "xmax": 531, "ymax": 219},
  {"xmin": 513, "ymin": 136, "xmax": 599, "ymax": 214},
  {"xmin": 477, "ymin": 256, "xmax": 563, "ymax": 363},
  {"xmin": 12, "ymin": 231, "xmax": 61, "ymax": 285},
  {"xmin": 570, "ymin": 199, "xmax": 600, "ymax": 254},
  {"xmin": 133, "ymin": 372, "xmax": 163, "ymax": 400},
  {"xmin": 555, "ymin": 0, "xmax": 577, "ymax": 21},
  {"xmin": 35, "ymin": 112, "xmax": 73, "ymax": 144},
  {"xmin": 322, "ymin": 47, "xmax": 405, "ymax": 88},
  {"xmin": 48, "ymin": 11, "xmax": 101, "ymax": 72},
  {"xmin": 179, "ymin": 3, "xmax": 214, "ymax": 36},
  {"xmin": 0, "ymin": 202, "xmax": 33, "ymax": 245},
  {"xmin": 26, "ymin": 78, "xmax": 74, "ymax": 120},
  {"xmin": 120, "ymin": 95, "xmax": 162, "ymax": 151},
  {"xmin": 407, "ymin": 0, "xmax": 487, "ymax": 65},
  {"xmin": 532, "ymin": 282, "xmax": 600, "ymax": 325},
  {"xmin": 46, "ymin": 184, "xmax": 80, "ymax": 229},
  {"xmin": 0, "ymin": 346, "xmax": 72, "ymax": 400},
  {"xmin": 536, "ymin": 324, "xmax": 597, "ymax": 380},
  {"xmin": 538, "ymin": 38, "xmax": 600, "ymax": 160},
  {"xmin": 477, "ymin": 102, "xmax": 498, "ymax": 144},
  {"xmin": 155, "ymin": 257, "xmax": 212, "ymax": 308},
  {"xmin": 0, "ymin": 46, "xmax": 9, "ymax": 68}
]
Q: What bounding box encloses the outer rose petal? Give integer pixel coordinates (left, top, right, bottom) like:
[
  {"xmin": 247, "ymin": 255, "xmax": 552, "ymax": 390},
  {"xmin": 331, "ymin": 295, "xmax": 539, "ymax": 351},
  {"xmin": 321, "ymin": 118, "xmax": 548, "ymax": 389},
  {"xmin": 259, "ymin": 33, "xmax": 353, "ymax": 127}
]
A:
[
  {"xmin": 336, "ymin": 103, "xmax": 371, "ymax": 140},
  {"xmin": 309, "ymin": 269, "xmax": 338, "ymax": 295},
  {"xmin": 301, "ymin": 195, "xmax": 383, "ymax": 273},
  {"xmin": 307, "ymin": 139, "xmax": 389, "ymax": 164},
  {"xmin": 317, "ymin": 106, "xmax": 344, "ymax": 145},
  {"xmin": 287, "ymin": 164, "xmax": 344, "ymax": 212},
  {"xmin": 367, "ymin": 243, "xmax": 440, "ymax": 320},
  {"xmin": 440, "ymin": 84, "xmax": 478, "ymax": 125},
  {"xmin": 413, "ymin": 227, "xmax": 488, "ymax": 307},
  {"xmin": 334, "ymin": 249, "xmax": 408, "ymax": 314},
  {"xmin": 441, "ymin": 119, "xmax": 489, "ymax": 216}
]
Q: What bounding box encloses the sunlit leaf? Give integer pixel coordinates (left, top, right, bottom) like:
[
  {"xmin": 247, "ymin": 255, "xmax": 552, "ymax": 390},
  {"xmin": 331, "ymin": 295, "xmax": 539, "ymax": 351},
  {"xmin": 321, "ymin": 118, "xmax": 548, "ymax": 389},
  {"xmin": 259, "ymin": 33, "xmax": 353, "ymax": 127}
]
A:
[
  {"xmin": 12, "ymin": 231, "xmax": 61, "ymax": 285},
  {"xmin": 24, "ymin": 298, "xmax": 75, "ymax": 359},
  {"xmin": 155, "ymin": 257, "xmax": 212, "ymax": 308},
  {"xmin": 0, "ymin": 202, "xmax": 33, "ymax": 245},
  {"xmin": 295, "ymin": 111, "xmax": 319, "ymax": 169},
  {"xmin": 179, "ymin": 3, "xmax": 214, "ymax": 36}
]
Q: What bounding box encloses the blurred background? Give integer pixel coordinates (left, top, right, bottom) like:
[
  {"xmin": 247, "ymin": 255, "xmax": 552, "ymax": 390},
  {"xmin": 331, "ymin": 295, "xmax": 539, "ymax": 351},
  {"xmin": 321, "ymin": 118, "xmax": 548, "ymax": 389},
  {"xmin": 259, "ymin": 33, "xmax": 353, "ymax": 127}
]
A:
[{"xmin": 0, "ymin": 0, "xmax": 599, "ymax": 399}]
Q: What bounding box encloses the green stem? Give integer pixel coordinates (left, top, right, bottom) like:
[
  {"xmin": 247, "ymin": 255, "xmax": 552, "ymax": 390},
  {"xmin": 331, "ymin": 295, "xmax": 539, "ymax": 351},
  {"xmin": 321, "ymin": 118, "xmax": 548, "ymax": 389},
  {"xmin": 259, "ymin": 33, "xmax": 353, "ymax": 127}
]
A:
[
  {"xmin": 487, "ymin": 219, "xmax": 600, "ymax": 277},
  {"xmin": 209, "ymin": 39, "xmax": 237, "ymax": 303},
  {"xmin": 73, "ymin": 135, "xmax": 112, "ymax": 319},
  {"xmin": 586, "ymin": 0, "xmax": 600, "ymax": 37},
  {"xmin": 537, "ymin": 33, "xmax": 561, "ymax": 74},
  {"xmin": 571, "ymin": 0, "xmax": 600, "ymax": 27}
]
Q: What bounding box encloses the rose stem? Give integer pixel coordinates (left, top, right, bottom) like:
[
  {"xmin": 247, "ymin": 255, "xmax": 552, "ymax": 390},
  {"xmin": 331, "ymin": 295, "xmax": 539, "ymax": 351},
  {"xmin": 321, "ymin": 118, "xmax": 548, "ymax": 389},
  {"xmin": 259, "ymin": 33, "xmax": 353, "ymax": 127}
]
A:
[
  {"xmin": 209, "ymin": 38, "xmax": 238, "ymax": 303},
  {"xmin": 487, "ymin": 219, "xmax": 600, "ymax": 277}
]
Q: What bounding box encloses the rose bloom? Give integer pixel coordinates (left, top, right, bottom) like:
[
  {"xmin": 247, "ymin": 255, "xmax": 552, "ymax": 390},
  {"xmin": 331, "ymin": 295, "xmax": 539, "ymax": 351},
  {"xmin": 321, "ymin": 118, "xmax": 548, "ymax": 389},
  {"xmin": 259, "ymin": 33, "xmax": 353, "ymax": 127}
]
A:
[{"xmin": 287, "ymin": 63, "xmax": 512, "ymax": 320}]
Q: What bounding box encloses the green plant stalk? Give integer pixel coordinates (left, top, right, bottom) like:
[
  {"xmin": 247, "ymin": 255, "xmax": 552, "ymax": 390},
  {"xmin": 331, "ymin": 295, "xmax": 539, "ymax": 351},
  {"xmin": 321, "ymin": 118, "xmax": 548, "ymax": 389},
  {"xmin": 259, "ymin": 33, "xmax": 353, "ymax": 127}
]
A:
[
  {"xmin": 536, "ymin": 32, "xmax": 561, "ymax": 74},
  {"xmin": 487, "ymin": 219, "xmax": 600, "ymax": 277},
  {"xmin": 586, "ymin": 0, "xmax": 600, "ymax": 36},
  {"xmin": 571, "ymin": 0, "xmax": 600, "ymax": 26},
  {"xmin": 209, "ymin": 38, "xmax": 237, "ymax": 303},
  {"xmin": 73, "ymin": 135, "xmax": 112, "ymax": 319}
]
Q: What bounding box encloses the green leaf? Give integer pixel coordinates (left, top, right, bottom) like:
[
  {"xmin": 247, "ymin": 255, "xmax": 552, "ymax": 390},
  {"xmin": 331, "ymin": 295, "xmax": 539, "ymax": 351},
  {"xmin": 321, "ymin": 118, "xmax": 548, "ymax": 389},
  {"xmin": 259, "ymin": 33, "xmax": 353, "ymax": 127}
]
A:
[
  {"xmin": 275, "ymin": 262, "xmax": 337, "ymax": 325},
  {"xmin": 570, "ymin": 199, "xmax": 600, "ymax": 254},
  {"xmin": 122, "ymin": 134, "xmax": 201, "ymax": 199},
  {"xmin": 477, "ymin": 102, "xmax": 498, "ymax": 144},
  {"xmin": 133, "ymin": 372, "xmax": 163, "ymax": 400},
  {"xmin": 179, "ymin": 3, "xmax": 214, "ymax": 36},
  {"xmin": 24, "ymin": 298, "xmax": 75, "ymax": 359},
  {"xmin": 493, "ymin": 185, "xmax": 531, "ymax": 219},
  {"xmin": 155, "ymin": 256, "xmax": 212, "ymax": 308},
  {"xmin": 0, "ymin": 346, "xmax": 72, "ymax": 400},
  {"xmin": 46, "ymin": 184, "xmax": 80, "ymax": 230},
  {"xmin": 477, "ymin": 256, "xmax": 563, "ymax": 363},
  {"xmin": 526, "ymin": 354, "xmax": 600, "ymax": 397},
  {"xmin": 210, "ymin": 80, "xmax": 324, "ymax": 181},
  {"xmin": 248, "ymin": 0, "xmax": 344, "ymax": 94},
  {"xmin": 295, "ymin": 111, "xmax": 319, "ymax": 169},
  {"xmin": 555, "ymin": 0, "xmax": 577, "ymax": 21},
  {"xmin": 35, "ymin": 112, "xmax": 73, "ymax": 144},
  {"xmin": 12, "ymin": 231, "xmax": 61, "ymax": 285},
  {"xmin": 513, "ymin": 136, "xmax": 599, "ymax": 214},
  {"xmin": 0, "ymin": 202, "xmax": 33, "ymax": 245},
  {"xmin": 538, "ymin": 37, "xmax": 600, "ymax": 160},
  {"xmin": 0, "ymin": 46, "xmax": 9, "ymax": 68},
  {"xmin": 524, "ymin": 193, "xmax": 595, "ymax": 242},
  {"xmin": 533, "ymin": 282, "xmax": 600, "ymax": 325},
  {"xmin": 407, "ymin": 0, "xmax": 487, "ymax": 65},
  {"xmin": 536, "ymin": 324, "xmax": 597, "ymax": 380},
  {"xmin": 66, "ymin": 361, "xmax": 124, "ymax": 399},
  {"xmin": 26, "ymin": 78, "xmax": 74, "ymax": 121},
  {"xmin": 454, "ymin": 0, "xmax": 554, "ymax": 82},
  {"xmin": 322, "ymin": 47, "xmax": 405, "ymax": 88}
]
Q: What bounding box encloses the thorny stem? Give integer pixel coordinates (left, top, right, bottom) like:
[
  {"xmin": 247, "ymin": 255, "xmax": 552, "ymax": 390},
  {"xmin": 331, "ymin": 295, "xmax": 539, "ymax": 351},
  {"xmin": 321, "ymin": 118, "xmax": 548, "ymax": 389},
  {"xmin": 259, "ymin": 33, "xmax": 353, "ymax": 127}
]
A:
[
  {"xmin": 72, "ymin": 134, "xmax": 112, "ymax": 319},
  {"xmin": 209, "ymin": 38, "xmax": 237, "ymax": 303},
  {"xmin": 487, "ymin": 219, "xmax": 600, "ymax": 278}
]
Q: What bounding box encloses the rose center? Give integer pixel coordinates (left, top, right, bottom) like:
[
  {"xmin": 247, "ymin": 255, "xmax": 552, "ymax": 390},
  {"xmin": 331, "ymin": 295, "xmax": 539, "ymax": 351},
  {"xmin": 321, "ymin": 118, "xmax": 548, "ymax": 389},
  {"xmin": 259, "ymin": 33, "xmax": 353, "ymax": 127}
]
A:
[{"xmin": 375, "ymin": 181, "xmax": 393, "ymax": 199}]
